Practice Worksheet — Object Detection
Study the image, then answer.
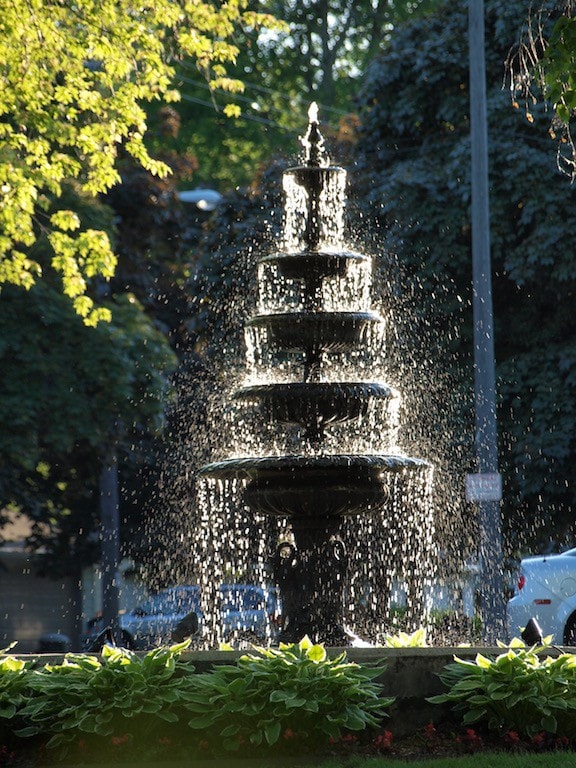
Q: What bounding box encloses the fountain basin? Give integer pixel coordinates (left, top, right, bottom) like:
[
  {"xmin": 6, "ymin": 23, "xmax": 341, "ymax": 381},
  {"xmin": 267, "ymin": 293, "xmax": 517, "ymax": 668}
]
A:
[
  {"xmin": 259, "ymin": 249, "xmax": 369, "ymax": 281},
  {"xmin": 247, "ymin": 311, "xmax": 383, "ymax": 353},
  {"xmin": 200, "ymin": 454, "xmax": 429, "ymax": 518},
  {"xmin": 235, "ymin": 382, "xmax": 394, "ymax": 435}
]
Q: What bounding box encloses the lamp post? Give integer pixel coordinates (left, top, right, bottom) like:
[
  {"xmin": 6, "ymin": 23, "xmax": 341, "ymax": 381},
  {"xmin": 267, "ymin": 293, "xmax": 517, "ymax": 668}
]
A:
[{"xmin": 467, "ymin": 0, "xmax": 506, "ymax": 643}]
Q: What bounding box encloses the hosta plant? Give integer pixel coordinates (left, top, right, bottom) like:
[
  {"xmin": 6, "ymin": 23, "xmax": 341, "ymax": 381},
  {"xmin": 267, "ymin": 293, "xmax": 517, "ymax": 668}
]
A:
[
  {"xmin": 383, "ymin": 628, "xmax": 427, "ymax": 647},
  {"xmin": 429, "ymin": 638, "xmax": 576, "ymax": 739},
  {"xmin": 0, "ymin": 644, "xmax": 33, "ymax": 739},
  {"xmin": 13, "ymin": 642, "xmax": 198, "ymax": 749},
  {"xmin": 185, "ymin": 636, "xmax": 393, "ymax": 751}
]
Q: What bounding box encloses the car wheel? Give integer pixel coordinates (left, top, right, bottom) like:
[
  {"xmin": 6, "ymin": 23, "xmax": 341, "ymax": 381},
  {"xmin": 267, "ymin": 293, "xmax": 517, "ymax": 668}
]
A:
[
  {"xmin": 563, "ymin": 613, "xmax": 576, "ymax": 646},
  {"xmin": 120, "ymin": 631, "xmax": 136, "ymax": 650}
]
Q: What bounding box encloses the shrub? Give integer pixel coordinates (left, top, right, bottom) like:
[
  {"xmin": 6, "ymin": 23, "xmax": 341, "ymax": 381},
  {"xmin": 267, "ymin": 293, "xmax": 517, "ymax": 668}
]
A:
[
  {"xmin": 0, "ymin": 638, "xmax": 393, "ymax": 759},
  {"xmin": 429, "ymin": 639, "xmax": 576, "ymax": 739},
  {"xmin": 9, "ymin": 643, "xmax": 198, "ymax": 750},
  {"xmin": 0, "ymin": 646, "xmax": 32, "ymax": 740},
  {"xmin": 184, "ymin": 636, "xmax": 394, "ymax": 751},
  {"xmin": 383, "ymin": 628, "xmax": 427, "ymax": 647}
]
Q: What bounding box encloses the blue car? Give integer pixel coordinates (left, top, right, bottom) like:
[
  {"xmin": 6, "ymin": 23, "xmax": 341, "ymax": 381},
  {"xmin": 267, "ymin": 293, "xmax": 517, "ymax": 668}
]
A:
[{"xmin": 84, "ymin": 584, "xmax": 280, "ymax": 650}]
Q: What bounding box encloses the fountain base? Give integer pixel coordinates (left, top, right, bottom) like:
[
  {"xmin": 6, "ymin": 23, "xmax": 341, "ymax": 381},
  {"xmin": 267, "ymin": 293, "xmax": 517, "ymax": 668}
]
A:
[
  {"xmin": 273, "ymin": 519, "xmax": 349, "ymax": 645},
  {"xmin": 201, "ymin": 454, "xmax": 432, "ymax": 646}
]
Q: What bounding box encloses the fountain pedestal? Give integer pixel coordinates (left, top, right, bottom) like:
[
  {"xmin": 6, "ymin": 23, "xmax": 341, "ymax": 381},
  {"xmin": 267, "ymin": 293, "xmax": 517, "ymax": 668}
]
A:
[{"xmin": 273, "ymin": 521, "xmax": 348, "ymax": 645}]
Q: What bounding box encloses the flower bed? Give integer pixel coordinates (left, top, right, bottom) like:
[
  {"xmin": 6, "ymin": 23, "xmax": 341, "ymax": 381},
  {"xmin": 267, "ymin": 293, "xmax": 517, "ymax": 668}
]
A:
[
  {"xmin": 0, "ymin": 638, "xmax": 392, "ymax": 765},
  {"xmin": 3, "ymin": 636, "xmax": 576, "ymax": 766}
]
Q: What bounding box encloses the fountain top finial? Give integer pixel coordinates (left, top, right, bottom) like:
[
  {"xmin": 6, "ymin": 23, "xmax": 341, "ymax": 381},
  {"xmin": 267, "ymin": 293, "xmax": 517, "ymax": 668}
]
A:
[{"xmin": 301, "ymin": 101, "xmax": 328, "ymax": 167}]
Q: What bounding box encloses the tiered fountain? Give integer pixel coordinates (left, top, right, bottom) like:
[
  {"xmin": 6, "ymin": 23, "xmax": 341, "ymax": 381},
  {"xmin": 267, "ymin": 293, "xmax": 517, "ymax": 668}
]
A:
[{"xmin": 200, "ymin": 104, "xmax": 433, "ymax": 645}]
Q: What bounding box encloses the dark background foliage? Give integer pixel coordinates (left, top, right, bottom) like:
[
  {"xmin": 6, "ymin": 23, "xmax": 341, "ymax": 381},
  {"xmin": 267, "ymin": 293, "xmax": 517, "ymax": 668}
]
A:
[
  {"xmin": 353, "ymin": 0, "xmax": 576, "ymax": 554},
  {"xmin": 2, "ymin": 0, "xmax": 574, "ymax": 585}
]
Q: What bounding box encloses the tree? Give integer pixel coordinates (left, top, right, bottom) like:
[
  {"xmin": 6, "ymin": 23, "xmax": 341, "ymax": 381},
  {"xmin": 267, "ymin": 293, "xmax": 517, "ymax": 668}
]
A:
[
  {"xmin": 507, "ymin": 1, "xmax": 576, "ymax": 178},
  {"xmin": 0, "ymin": 0, "xmax": 280, "ymax": 323},
  {"xmin": 150, "ymin": 0, "xmax": 443, "ymax": 189},
  {"xmin": 354, "ymin": 0, "xmax": 576, "ymax": 554},
  {"xmin": 0, "ymin": 272, "xmax": 177, "ymax": 572},
  {"xmin": 259, "ymin": 0, "xmax": 442, "ymax": 107}
]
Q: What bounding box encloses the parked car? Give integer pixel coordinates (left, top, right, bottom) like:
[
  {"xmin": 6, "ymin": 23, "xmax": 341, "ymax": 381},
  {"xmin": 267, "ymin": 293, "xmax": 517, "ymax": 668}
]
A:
[
  {"xmin": 507, "ymin": 547, "xmax": 576, "ymax": 645},
  {"xmin": 83, "ymin": 584, "xmax": 280, "ymax": 650}
]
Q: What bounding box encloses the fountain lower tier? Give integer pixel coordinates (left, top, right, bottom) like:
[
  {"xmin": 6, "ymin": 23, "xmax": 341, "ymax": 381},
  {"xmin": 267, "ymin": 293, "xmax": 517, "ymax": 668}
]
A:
[
  {"xmin": 200, "ymin": 454, "xmax": 429, "ymax": 518},
  {"xmin": 200, "ymin": 454, "xmax": 430, "ymax": 645},
  {"xmin": 235, "ymin": 382, "xmax": 394, "ymax": 441}
]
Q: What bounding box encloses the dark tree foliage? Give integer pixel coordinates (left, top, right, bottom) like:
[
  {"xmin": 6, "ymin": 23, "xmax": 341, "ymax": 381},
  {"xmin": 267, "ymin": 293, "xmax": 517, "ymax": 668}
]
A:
[
  {"xmin": 0, "ymin": 234, "xmax": 176, "ymax": 575},
  {"xmin": 354, "ymin": 0, "xmax": 576, "ymax": 554},
  {"xmin": 103, "ymin": 154, "xmax": 204, "ymax": 355}
]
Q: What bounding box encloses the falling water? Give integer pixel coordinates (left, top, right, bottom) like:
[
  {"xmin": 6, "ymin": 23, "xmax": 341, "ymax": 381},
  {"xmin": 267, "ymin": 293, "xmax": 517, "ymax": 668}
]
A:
[{"xmin": 168, "ymin": 103, "xmax": 442, "ymax": 649}]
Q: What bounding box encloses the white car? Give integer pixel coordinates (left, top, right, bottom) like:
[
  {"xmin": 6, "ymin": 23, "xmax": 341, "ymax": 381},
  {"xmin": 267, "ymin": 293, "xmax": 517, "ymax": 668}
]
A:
[{"xmin": 507, "ymin": 547, "xmax": 576, "ymax": 645}]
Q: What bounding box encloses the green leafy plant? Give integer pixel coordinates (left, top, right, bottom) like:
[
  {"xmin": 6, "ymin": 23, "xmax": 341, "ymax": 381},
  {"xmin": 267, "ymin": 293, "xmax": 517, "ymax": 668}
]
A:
[
  {"xmin": 429, "ymin": 639, "xmax": 576, "ymax": 739},
  {"xmin": 0, "ymin": 638, "xmax": 393, "ymax": 759},
  {"xmin": 0, "ymin": 644, "xmax": 33, "ymax": 739},
  {"xmin": 13, "ymin": 642, "xmax": 197, "ymax": 750},
  {"xmin": 184, "ymin": 636, "xmax": 393, "ymax": 752},
  {"xmin": 383, "ymin": 628, "xmax": 428, "ymax": 647}
]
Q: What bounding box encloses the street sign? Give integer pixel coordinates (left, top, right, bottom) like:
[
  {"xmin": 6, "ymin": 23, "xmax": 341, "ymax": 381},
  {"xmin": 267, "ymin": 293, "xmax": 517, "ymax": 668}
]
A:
[{"xmin": 465, "ymin": 472, "xmax": 502, "ymax": 502}]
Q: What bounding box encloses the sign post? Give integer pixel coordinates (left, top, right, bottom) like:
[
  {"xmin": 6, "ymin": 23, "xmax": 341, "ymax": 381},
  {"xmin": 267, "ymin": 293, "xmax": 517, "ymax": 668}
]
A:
[{"xmin": 468, "ymin": 0, "xmax": 506, "ymax": 643}]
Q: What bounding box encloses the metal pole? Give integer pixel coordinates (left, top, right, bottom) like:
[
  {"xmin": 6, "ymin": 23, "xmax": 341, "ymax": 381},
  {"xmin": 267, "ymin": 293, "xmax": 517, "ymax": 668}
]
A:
[
  {"xmin": 100, "ymin": 442, "xmax": 120, "ymax": 640},
  {"xmin": 468, "ymin": 0, "xmax": 506, "ymax": 643}
]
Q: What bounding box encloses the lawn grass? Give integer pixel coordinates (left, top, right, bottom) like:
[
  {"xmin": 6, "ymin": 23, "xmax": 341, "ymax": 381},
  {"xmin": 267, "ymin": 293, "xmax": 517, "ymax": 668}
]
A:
[
  {"xmin": 49, "ymin": 754, "xmax": 576, "ymax": 768},
  {"xmin": 313, "ymin": 754, "xmax": 576, "ymax": 768}
]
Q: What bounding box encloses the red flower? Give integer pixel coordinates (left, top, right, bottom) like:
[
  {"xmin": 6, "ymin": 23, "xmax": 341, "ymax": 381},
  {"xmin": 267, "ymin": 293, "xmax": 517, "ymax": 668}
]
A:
[
  {"xmin": 423, "ymin": 722, "xmax": 437, "ymax": 741},
  {"xmin": 199, "ymin": 739, "xmax": 210, "ymax": 752},
  {"xmin": 373, "ymin": 730, "xmax": 393, "ymax": 751},
  {"xmin": 456, "ymin": 728, "xmax": 482, "ymax": 751},
  {"xmin": 111, "ymin": 734, "xmax": 130, "ymax": 747},
  {"xmin": 341, "ymin": 733, "xmax": 357, "ymax": 743},
  {"xmin": 504, "ymin": 730, "xmax": 521, "ymax": 745},
  {"xmin": 283, "ymin": 728, "xmax": 296, "ymax": 741},
  {"xmin": 531, "ymin": 732, "xmax": 546, "ymax": 749},
  {"xmin": 0, "ymin": 746, "xmax": 15, "ymax": 766}
]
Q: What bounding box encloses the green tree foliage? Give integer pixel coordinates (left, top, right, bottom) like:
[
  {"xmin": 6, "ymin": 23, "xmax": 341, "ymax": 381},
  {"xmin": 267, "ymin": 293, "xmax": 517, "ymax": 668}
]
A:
[
  {"xmin": 0, "ymin": 0, "xmax": 279, "ymax": 322},
  {"xmin": 156, "ymin": 0, "xmax": 442, "ymax": 189},
  {"xmin": 355, "ymin": 0, "xmax": 576, "ymax": 552},
  {"xmin": 507, "ymin": 1, "xmax": 576, "ymax": 178},
  {"xmin": 259, "ymin": 0, "xmax": 442, "ymax": 107}
]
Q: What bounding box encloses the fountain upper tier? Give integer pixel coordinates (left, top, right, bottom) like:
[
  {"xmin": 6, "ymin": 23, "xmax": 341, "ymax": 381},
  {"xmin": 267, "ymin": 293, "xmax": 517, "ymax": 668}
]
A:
[
  {"xmin": 234, "ymin": 381, "xmax": 395, "ymax": 444},
  {"xmin": 282, "ymin": 167, "xmax": 347, "ymax": 253},
  {"xmin": 282, "ymin": 105, "xmax": 347, "ymax": 253},
  {"xmin": 260, "ymin": 249, "xmax": 368, "ymax": 280},
  {"xmin": 247, "ymin": 311, "xmax": 382, "ymax": 355},
  {"xmin": 200, "ymin": 104, "xmax": 429, "ymax": 519}
]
